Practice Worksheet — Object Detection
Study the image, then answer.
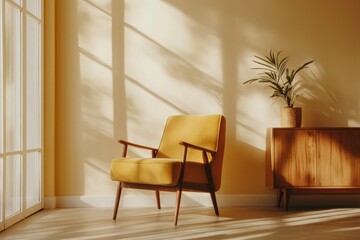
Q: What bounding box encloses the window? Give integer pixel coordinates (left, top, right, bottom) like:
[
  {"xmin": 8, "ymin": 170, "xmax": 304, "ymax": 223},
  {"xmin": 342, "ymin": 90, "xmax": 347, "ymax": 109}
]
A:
[{"xmin": 1, "ymin": 0, "xmax": 43, "ymax": 230}]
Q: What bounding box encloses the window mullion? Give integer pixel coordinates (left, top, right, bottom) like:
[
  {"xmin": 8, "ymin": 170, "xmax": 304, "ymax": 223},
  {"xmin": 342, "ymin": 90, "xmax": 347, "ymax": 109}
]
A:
[
  {"xmin": 1, "ymin": 0, "xmax": 3, "ymax": 154},
  {"xmin": 21, "ymin": 0, "xmax": 26, "ymax": 213},
  {"xmin": 1, "ymin": 0, "xmax": 4, "ymax": 229}
]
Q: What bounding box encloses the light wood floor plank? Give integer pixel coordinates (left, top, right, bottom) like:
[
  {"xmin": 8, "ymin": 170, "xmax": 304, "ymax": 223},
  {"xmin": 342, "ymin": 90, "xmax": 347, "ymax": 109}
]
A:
[{"xmin": 1, "ymin": 207, "xmax": 360, "ymax": 239}]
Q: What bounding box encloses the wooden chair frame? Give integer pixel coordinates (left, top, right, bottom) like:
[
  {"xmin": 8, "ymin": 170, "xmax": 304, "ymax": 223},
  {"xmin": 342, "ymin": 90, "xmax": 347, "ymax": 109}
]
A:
[{"xmin": 112, "ymin": 139, "xmax": 219, "ymax": 226}]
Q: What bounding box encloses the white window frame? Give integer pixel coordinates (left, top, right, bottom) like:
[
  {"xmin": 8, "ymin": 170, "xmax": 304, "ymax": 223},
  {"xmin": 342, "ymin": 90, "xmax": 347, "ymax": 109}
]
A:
[{"xmin": 0, "ymin": 0, "xmax": 44, "ymax": 231}]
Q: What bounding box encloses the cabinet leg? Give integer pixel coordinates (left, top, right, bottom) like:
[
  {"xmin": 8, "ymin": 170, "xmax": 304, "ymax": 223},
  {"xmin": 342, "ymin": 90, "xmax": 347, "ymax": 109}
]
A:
[
  {"xmin": 277, "ymin": 189, "xmax": 284, "ymax": 207},
  {"xmin": 284, "ymin": 189, "xmax": 292, "ymax": 211}
]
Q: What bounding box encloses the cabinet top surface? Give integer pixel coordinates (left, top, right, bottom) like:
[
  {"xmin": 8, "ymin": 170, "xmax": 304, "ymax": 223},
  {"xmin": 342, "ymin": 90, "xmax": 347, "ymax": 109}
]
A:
[{"xmin": 269, "ymin": 127, "xmax": 360, "ymax": 130}]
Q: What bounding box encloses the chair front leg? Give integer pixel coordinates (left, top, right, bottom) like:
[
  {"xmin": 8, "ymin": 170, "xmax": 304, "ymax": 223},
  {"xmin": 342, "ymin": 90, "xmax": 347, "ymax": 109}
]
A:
[
  {"xmin": 155, "ymin": 190, "xmax": 161, "ymax": 209},
  {"xmin": 113, "ymin": 182, "xmax": 122, "ymax": 220},
  {"xmin": 209, "ymin": 188, "xmax": 219, "ymax": 216},
  {"xmin": 173, "ymin": 144, "xmax": 188, "ymax": 226},
  {"xmin": 174, "ymin": 189, "xmax": 182, "ymax": 226}
]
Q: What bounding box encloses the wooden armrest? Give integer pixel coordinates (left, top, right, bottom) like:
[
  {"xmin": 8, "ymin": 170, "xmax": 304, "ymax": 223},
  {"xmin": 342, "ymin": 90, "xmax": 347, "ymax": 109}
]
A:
[
  {"xmin": 118, "ymin": 140, "xmax": 158, "ymax": 151},
  {"xmin": 179, "ymin": 141, "xmax": 216, "ymax": 154}
]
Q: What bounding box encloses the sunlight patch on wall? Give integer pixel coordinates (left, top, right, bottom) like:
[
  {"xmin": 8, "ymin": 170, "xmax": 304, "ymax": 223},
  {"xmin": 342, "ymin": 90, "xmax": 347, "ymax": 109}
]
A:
[
  {"xmin": 78, "ymin": 0, "xmax": 114, "ymax": 138},
  {"xmin": 237, "ymin": 93, "xmax": 278, "ymax": 150},
  {"xmin": 125, "ymin": 0, "xmax": 223, "ymax": 82},
  {"xmin": 78, "ymin": 0, "xmax": 112, "ymax": 67},
  {"xmin": 85, "ymin": 0, "xmax": 112, "ymax": 14},
  {"xmin": 124, "ymin": 0, "xmax": 225, "ymax": 145},
  {"xmin": 236, "ymin": 50, "xmax": 279, "ymax": 150},
  {"xmin": 348, "ymin": 101, "xmax": 360, "ymax": 126},
  {"xmin": 79, "ymin": 52, "xmax": 114, "ymax": 137}
]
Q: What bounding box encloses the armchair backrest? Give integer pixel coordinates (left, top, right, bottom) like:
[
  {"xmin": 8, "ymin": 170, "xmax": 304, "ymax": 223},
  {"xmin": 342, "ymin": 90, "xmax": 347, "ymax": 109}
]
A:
[{"xmin": 157, "ymin": 114, "xmax": 226, "ymax": 190}]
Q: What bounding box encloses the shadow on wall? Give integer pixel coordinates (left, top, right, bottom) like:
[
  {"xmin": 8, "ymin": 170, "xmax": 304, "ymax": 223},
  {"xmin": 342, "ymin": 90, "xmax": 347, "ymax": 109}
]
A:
[
  {"xmin": 56, "ymin": 0, "xmax": 127, "ymax": 195},
  {"xmin": 299, "ymin": 69, "xmax": 359, "ymax": 127}
]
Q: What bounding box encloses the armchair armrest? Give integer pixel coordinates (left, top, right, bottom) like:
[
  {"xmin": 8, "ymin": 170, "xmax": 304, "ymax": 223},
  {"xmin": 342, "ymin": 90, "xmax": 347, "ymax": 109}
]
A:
[
  {"xmin": 179, "ymin": 141, "xmax": 216, "ymax": 155},
  {"xmin": 118, "ymin": 140, "xmax": 158, "ymax": 151},
  {"xmin": 118, "ymin": 140, "xmax": 158, "ymax": 157}
]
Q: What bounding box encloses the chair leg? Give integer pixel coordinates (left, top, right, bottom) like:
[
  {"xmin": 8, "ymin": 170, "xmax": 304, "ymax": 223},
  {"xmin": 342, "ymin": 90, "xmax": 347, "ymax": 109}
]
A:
[
  {"xmin": 202, "ymin": 156, "xmax": 219, "ymax": 216},
  {"xmin": 113, "ymin": 182, "xmax": 122, "ymax": 220},
  {"xmin": 155, "ymin": 190, "xmax": 161, "ymax": 209},
  {"xmin": 209, "ymin": 190, "xmax": 219, "ymax": 216},
  {"xmin": 174, "ymin": 189, "xmax": 182, "ymax": 226}
]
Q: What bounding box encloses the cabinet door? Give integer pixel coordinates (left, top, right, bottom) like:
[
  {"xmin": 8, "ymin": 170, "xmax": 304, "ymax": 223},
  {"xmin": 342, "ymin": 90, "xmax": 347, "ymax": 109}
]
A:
[
  {"xmin": 274, "ymin": 129, "xmax": 317, "ymax": 187},
  {"xmin": 317, "ymin": 129, "xmax": 360, "ymax": 186}
]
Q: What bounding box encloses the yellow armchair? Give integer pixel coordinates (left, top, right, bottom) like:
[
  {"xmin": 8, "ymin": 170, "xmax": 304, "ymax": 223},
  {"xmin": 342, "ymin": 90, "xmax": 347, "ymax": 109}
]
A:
[{"xmin": 110, "ymin": 114, "xmax": 226, "ymax": 225}]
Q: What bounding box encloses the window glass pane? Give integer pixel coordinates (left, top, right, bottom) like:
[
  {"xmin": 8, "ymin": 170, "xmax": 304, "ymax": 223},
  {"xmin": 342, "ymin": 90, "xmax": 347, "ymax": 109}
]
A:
[
  {"xmin": 27, "ymin": 0, "xmax": 41, "ymax": 19},
  {"xmin": 5, "ymin": 155, "xmax": 22, "ymax": 218},
  {"xmin": 0, "ymin": 77, "xmax": 3, "ymax": 152},
  {"xmin": 0, "ymin": 157, "xmax": 3, "ymax": 222},
  {"xmin": 10, "ymin": 0, "xmax": 22, "ymax": 6},
  {"xmin": 26, "ymin": 152, "xmax": 41, "ymax": 207},
  {"xmin": 5, "ymin": 3, "xmax": 22, "ymax": 152},
  {"xmin": 0, "ymin": 0, "xmax": 3, "ymax": 154},
  {"xmin": 26, "ymin": 16, "xmax": 41, "ymax": 149},
  {"xmin": 0, "ymin": 93, "xmax": 2, "ymax": 154}
]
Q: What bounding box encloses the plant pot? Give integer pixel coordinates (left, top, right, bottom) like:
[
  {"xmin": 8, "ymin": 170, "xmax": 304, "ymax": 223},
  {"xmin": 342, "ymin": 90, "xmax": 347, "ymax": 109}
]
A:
[{"xmin": 280, "ymin": 107, "xmax": 302, "ymax": 127}]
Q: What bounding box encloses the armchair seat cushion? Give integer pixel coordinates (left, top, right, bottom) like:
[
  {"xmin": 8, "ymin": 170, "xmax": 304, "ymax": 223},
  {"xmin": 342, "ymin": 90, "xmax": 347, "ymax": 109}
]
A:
[{"xmin": 110, "ymin": 158, "xmax": 182, "ymax": 186}]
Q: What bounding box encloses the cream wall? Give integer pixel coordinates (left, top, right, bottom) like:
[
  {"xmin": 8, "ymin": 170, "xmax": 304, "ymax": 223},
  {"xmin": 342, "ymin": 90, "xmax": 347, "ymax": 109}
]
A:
[
  {"xmin": 48, "ymin": 0, "xmax": 360, "ymax": 202},
  {"xmin": 44, "ymin": 0, "xmax": 56, "ymax": 202}
]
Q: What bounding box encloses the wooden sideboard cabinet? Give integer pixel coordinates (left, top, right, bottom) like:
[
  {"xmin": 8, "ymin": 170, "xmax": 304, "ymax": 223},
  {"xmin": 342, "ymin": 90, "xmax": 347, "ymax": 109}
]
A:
[{"xmin": 266, "ymin": 127, "xmax": 360, "ymax": 210}]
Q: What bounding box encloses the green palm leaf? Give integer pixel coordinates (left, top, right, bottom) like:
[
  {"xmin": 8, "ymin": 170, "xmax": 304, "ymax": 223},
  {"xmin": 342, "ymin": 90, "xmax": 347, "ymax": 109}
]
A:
[{"xmin": 244, "ymin": 50, "xmax": 314, "ymax": 107}]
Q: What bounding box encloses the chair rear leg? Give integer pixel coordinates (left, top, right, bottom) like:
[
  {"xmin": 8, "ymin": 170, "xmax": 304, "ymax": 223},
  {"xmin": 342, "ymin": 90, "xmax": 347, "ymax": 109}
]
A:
[
  {"xmin": 155, "ymin": 190, "xmax": 161, "ymax": 209},
  {"xmin": 202, "ymin": 157, "xmax": 219, "ymax": 216},
  {"xmin": 113, "ymin": 182, "xmax": 122, "ymax": 220}
]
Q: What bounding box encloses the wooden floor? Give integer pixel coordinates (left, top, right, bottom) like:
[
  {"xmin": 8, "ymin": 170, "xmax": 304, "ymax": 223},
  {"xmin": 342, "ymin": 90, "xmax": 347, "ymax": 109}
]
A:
[{"xmin": 0, "ymin": 206, "xmax": 360, "ymax": 239}]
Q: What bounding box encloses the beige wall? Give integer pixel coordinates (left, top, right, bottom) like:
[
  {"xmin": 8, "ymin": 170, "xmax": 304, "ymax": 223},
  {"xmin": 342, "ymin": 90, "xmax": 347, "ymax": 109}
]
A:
[
  {"xmin": 44, "ymin": 0, "xmax": 56, "ymax": 198},
  {"xmin": 47, "ymin": 0, "xmax": 360, "ymax": 198}
]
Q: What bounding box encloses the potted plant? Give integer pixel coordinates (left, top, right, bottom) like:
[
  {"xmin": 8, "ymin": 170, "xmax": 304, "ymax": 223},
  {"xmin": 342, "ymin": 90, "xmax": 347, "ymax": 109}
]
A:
[{"xmin": 244, "ymin": 50, "xmax": 314, "ymax": 127}]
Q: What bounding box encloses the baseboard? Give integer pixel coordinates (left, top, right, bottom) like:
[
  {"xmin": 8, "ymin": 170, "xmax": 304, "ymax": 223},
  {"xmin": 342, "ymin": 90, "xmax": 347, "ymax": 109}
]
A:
[
  {"xmin": 54, "ymin": 193, "xmax": 275, "ymax": 208},
  {"xmin": 49, "ymin": 191, "xmax": 360, "ymax": 209}
]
